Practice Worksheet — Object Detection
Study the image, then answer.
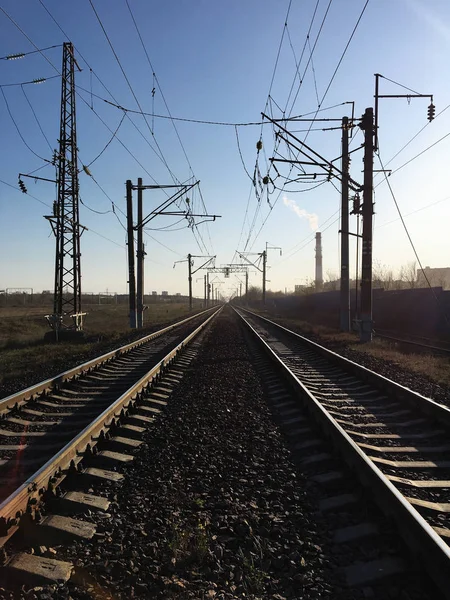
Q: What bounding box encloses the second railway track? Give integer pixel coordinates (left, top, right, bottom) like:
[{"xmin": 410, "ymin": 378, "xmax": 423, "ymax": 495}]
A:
[{"xmin": 236, "ymin": 307, "xmax": 450, "ymax": 595}]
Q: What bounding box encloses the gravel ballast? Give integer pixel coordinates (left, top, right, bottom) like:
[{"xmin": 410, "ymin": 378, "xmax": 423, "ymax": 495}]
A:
[
  {"xmin": 1, "ymin": 308, "xmax": 442, "ymax": 599},
  {"xmin": 21, "ymin": 309, "xmax": 338, "ymax": 599}
]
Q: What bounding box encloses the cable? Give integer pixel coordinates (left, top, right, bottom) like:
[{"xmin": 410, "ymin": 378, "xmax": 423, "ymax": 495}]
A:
[
  {"xmin": 307, "ymin": 36, "xmax": 320, "ymax": 106},
  {"xmin": 248, "ymin": 0, "xmax": 369, "ymax": 252},
  {"xmin": 288, "ymin": 0, "xmax": 335, "ymax": 116},
  {"xmin": 0, "ymin": 74, "xmax": 60, "ymax": 87},
  {"xmin": 377, "ymin": 152, "xmax": 444, "ymax": 306},
  {"xmin": 125, "ymin": 0, "xmax": 195, "ymax": 177},
  {"xmin": 88, "ymin": 0, "xmax": 178, "ymax": 182},
  {"xmin": 316, "ymin": 0, "xmax": 370, "ymax": 110},
  {"xmin": 0, "ymin": 44, "xmax": 61, "ymax": 60},
  {"xmin": 0, "ymin": 178, "xmax": 126, "ymax": 249},
  {"xmin": 0, "ymin": 86, "xmax": 51, "ymax": 163},
  {"xmin": 284, "ymin": 1, "xmax": 321, "ymax": 115},
  {"xmin": 376, "ymin": 194, "xmax": 450, "ymax": 229},
  {"xmin": 377, "ymin": 129, "xmax": 450, "ymax": 183},
  {"xmin": 79, "ymin": 197, "xmax": 111, "ymax": 215},
  {"xmin": 21, "ymin": 84, "xmax": 54, "ymax": 152},
  {"xmin": 85, "ymin": 111, "xmax": 126, "ymax": 168},
  {"xmin": 0, "ymin": 177, "xmax": 50, "ymax": 207},
  {"xmin": 235, "ymin": 126, "xmax": 255, "ymax": 182}
]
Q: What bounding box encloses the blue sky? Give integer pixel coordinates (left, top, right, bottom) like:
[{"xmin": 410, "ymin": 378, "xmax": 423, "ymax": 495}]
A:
[{"xmin": 1, "ymin": 0, "xmax": 450, "ymax": 299}]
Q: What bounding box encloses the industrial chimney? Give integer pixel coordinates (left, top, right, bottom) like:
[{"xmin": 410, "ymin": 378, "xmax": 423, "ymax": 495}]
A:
[{"xmin": 315, "ymin": 232, "xmax": 323, "ymax": 290}]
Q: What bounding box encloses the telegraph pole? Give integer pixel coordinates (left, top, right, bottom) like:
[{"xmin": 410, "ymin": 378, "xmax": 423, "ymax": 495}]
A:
[
  {"xmin": 207, "ymin": 271, "xmax": 210, "ymax": 307},
  {"xmin": 188, "ymin": 253, "xmax": 193, "ymax": 310},
  {"xmin": 126, "ymin": 179, "xmax": 137, "ymax": 329},
  {"xmin": 359, "ymin": 108, "xmax": 375, "ymax": 342},
  {"xmin": 136, "ymin": 177, "xmax": 145, "ymax": 328},
  {"xmin": 340, "ymin": 117, "xmax": 351, "ymax": 331}
]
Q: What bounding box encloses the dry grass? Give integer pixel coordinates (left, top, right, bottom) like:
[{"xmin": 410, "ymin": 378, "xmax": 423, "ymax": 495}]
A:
[
  {"xmin": 0, "ymin": 302, "xmax": 198, "ymax": 389},
  {"xmin": 350, "ymin": 339, "xmax": 450, "ymax": 388}
]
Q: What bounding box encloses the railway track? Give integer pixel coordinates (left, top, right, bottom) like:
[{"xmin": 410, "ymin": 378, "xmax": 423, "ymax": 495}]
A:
[
  {"xmin": 0, "ymin": 304, "xmax": 448, "ymax": 597},
  {"xmin": 0, "ymin": 308, "xmax": 219, "ymax": 559},
  {"xmin": 236, "ymin": 307, "xmax": 450, "ymax": 596}
]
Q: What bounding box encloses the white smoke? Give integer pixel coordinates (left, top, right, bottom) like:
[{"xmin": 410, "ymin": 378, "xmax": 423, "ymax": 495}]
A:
[{"xmin": 283, "ymin": 196, "xmax": 318, "ymax": 231}]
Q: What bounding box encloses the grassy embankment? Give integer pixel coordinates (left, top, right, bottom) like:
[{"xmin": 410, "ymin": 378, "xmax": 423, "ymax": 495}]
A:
[{"xmin": 0, "ymin": 303, "xmax": 198, "ymax": 389}]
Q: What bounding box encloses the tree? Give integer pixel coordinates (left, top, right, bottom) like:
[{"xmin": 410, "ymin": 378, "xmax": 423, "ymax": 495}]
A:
[{"xmin": 399, "ymin": 261, "xmax": 417, "ymax": 289}]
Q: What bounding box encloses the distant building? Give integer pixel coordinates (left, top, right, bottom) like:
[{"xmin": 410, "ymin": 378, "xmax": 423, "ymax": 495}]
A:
[
  {"xmin": 175, "ymin": 293, "xmax": 181, "ymax": 296},
  {"xmin": 161, "ymin": 291, "xmax": 169, "ymax": 296},
  {"xmin": 417, "ymin": 266, "xmax": 450, "ymax": 289},
  {"xmin": 151, "ymin": 291, "xmax": 157, "ymax": 296}
]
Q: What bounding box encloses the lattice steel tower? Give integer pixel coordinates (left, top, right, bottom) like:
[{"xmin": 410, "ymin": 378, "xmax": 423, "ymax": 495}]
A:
[{"xmin": 46, "ymin": 42, "xmax": 84, "ymax": 338}]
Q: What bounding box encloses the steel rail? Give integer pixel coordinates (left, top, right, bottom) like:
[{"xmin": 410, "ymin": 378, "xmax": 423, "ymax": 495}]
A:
[
  {"xmin": 0, "ymin": 307, "xmax": 221, "ymax": 541},
  {"xmin": 235, "ymin": 307, "xmax": 450, "ymax": 596},
  {"xmin": 374, "ymin": 331, "xmax": 450, "ymax": 355},
  {"xmin": 0, "ymin": 307, "xmax": 217, "ymax": 412},
  {"xmin": 238, "ymin": 308, "xmax": 450, "ymax": 428}
]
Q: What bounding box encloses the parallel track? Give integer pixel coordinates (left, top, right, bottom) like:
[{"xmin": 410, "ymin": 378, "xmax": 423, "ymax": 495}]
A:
[
  {"xmin": 236, "ymin": 307, "xmax": 450, "ymax": 596},
  {"xmin": 0, "ymin": 308, "xmax": 220, "ymax": 547}
]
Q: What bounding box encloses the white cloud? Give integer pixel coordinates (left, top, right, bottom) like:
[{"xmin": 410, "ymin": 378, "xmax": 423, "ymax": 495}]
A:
[{"xmin": 283, "ymin": 196, "xmax": 318, "ymax": 231}]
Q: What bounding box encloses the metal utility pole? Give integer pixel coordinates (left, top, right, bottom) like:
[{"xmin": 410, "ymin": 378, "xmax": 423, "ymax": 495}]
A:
[
  {"xmin": 136, "ymin": 177, "xmax": 145, "ymax": 328},
  {"xmin": 340, "ymin": 116, "xmax": 351, "ymax": 331},
  {"xmin": 204, "ymin": 274, "xmax": 207, "ymax": 308},
  {"xmin": 206, "ymin": 271, "xmax": 210, "ymax": 307},
  {"xmin": 359, "ymin": 108, "xmax": 375, "ymax": 342},
  {"xmin": 44, "ymin": 42, "xmax": 84, "ymax": 340},
  {"xmin": 126, "ymin": 179, "xmax": 137, "ymax": 329},
  {"xmin": 262, "ymin": 250, "xmax": 267, "ymax": 305},
  {"xmin": 174, "ymin": 254, "xmax": 215, "ymax": 310},
  {"xmin": 188, "ymin": 253, "xmax": 193, "ymax": 310},
  {"xmin": 245, "ymin": 270, "xmax": 249, "ymax": 305}
]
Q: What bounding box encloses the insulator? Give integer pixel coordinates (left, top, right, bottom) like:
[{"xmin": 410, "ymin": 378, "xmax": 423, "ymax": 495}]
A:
[
  {"xmin": 18, "ymin": 178, "xmax": 27, "ymax": 194},
  {"xmin": 427, "ymin": 103, "xmax": 435, "ymax": 122},
  {"xmin": 256, "ymin": 140, "xmax": 263, "ymax": 151},
  {"xmin": 6, "ymin": 53, "xmax": 25, "ymax": 60},
  {"xmin": 32, "ymin": 78, "xmax": 46, "ymax": 84}
]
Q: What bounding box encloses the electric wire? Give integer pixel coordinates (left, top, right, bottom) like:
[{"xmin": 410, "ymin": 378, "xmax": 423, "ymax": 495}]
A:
[
  {"xmin": 0, "ymin": 44, "xmax": 61, "ymax": 60},
  {"xmin": 284, "ymin": 0, "xmax": 321, "ymax": 115},
  {"xmin": 377, "ymin": 151, "xmax": 444, "ymax": 308},
  {"xmin": 0, "ymin": 74, "xmax": 60, "ymax": 87},
  {"xmin": 88, "ymin": 0, "xmax": 179, "ymax": 183},
  {"xmin": 124, "ymin": 0, "xmax": 214, "ymax": 255},
  {"xmin": 85, "ymin": 111, "xmax": 126, "ymax": 168},
  {"xmin": 0, "ymin": 178, "xmax": 126, "ymax": 249},
  {"xmin": 2, "ymin": 6, "xmax": 206, "ymax": 257},
  {"xmin": 21, "ymin": 84, "xmax": 54, "ymax": 152},
  {"xmin": 35, "ymin": 0, "xmax": 201, "ymax": 252},
  {"xmin": 376, "ymin": 195, "xmax": 450, "ymax": 229},
  {"xmin": 0, "ymin": 86, "xmax": 51, "ymax": 163},
  {"xmin": 247, "ymin": 0, "xmax": 369, "ymax": 252}
]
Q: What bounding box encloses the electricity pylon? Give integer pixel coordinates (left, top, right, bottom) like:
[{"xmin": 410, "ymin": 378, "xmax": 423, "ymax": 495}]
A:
[{"xmin": 45, "ymin": 42, "xmax": 85, "ymax": 340}]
